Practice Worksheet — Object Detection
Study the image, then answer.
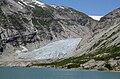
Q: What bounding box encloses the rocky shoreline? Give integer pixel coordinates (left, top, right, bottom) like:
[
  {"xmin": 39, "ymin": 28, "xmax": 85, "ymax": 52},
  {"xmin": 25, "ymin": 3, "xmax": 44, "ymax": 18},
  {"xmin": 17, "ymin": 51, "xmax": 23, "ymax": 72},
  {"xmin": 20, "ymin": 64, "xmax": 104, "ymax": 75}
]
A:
[
  {"xmin": 1, "ymin": 58, "xmax": 120, "ymax": 72},
  {"xmin": 0, "ymin": 64, "xmax": 120, "ymax": 72}
]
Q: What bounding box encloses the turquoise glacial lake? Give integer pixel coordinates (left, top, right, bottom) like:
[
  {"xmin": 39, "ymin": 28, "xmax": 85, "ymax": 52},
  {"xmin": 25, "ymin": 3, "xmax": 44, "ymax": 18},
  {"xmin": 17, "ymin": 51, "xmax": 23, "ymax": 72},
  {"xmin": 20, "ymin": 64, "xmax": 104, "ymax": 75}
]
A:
[{"xmin": 0, "ymin": 67, "xmax": 120, "ymax": 79}]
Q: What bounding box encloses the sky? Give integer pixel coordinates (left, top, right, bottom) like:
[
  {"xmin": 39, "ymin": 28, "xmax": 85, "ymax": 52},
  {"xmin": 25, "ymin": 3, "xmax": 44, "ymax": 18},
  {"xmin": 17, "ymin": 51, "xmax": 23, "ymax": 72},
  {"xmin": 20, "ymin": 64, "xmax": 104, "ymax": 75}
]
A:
[{"xmin": 40, "ymin": 0, "xmax": 120, "ymax": 16}]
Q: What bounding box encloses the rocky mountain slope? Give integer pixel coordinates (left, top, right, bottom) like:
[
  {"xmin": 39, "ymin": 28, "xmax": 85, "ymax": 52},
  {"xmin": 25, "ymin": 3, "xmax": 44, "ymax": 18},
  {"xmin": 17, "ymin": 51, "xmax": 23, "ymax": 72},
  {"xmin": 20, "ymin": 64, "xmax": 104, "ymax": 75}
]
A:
[
  {"xmin": 0, "ymin": 0, "xmax": 97, "ymax": 60},
  {"xmin": 35, "ymin": 7, "xmax": 120, "ymax": 71},
  {"xmin": 76, "ymin": 8, "xmax": 120, "ymax": 56},
  {"xmin": 37, "ymin": 22, "xmax": 120, "ymax": 71}
]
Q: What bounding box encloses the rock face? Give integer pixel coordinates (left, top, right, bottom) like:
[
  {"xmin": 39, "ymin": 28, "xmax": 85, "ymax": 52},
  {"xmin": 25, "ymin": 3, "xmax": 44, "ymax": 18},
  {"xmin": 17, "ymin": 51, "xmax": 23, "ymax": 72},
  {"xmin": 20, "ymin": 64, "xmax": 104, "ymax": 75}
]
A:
[
  {"xmin": 76, "ymin": 8, "xmax": 120, "ymax": 57},
  {"xmin": 80, "ymin": 59, "xmax": 96, "ymax": 69},
  {"xmin": 79, "ymin": 59, "xmax": 120, "ymax": 71}
]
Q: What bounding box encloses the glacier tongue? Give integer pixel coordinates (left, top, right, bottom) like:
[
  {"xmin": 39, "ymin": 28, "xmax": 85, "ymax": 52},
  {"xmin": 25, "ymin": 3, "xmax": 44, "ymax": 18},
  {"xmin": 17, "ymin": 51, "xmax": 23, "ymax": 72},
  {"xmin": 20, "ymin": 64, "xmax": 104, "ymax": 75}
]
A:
[{"xmin": 16, "ymin": 38, "xmax": 82, "ymax": 60}]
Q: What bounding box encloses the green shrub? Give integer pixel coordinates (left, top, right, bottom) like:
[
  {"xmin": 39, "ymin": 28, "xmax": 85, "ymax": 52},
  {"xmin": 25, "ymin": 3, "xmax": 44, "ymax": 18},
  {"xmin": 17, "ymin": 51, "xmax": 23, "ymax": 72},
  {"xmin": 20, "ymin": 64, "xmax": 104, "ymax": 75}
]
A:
[
  {"xmin": 105, "ymin": 63, "xmax": 113, "ymax": 70},
  {"xmin": 67, "ymin": 63, "xmax": 80, "ymax": 69}
]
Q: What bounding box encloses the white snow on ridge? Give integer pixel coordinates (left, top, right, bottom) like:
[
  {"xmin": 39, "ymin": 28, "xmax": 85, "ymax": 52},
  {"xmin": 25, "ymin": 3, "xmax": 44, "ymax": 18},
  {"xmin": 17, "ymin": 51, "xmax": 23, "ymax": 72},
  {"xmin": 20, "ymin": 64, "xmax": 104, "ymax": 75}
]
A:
[
  {"xmin": 50, "ymin": 5, "xmax": 65, "ymax": 9},
  {"xmin": 51, "ymin": 5, "xmax": 57, "ymax": 8},
  {"xmin": 35, "ymin": 0, "xmax": 45, "ymax": 7},
  {"xmin": 20, "ymin": 0, "xmax": 45, "ymax": 8},
  {"xmin": 59, "ymin": 6, "xmax": 65, "ymax": 9},
  {"xmin": 16, "ymin": 38, "xmax": 82, "ymax": 60},
  {"xmin": 90, "ymin": 16, "xmax": 102, "ymax": 21}
]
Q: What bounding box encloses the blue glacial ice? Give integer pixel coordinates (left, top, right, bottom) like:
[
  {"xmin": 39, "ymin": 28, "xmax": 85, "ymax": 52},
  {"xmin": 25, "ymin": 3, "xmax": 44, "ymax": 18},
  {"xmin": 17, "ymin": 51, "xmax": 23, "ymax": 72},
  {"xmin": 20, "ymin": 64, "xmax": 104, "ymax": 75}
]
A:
[{"xmin": 17, "ymin": 38, "xmax": 82, "ymax": 60}]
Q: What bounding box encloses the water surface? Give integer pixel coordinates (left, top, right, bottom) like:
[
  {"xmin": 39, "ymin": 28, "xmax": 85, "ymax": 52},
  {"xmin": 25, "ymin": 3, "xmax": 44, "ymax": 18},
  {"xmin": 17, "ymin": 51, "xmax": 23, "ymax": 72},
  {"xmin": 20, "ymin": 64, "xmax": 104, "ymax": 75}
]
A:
[{"xmin": 0, "ymin": 67, "xmax": 120, "ymax": 79}]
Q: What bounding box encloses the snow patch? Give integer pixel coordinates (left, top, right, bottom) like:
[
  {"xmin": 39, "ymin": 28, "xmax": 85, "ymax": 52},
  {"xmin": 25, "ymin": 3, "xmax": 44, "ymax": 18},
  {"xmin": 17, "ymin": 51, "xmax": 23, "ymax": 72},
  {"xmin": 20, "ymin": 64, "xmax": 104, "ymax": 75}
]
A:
[
  {"xmin": 59, "ymin": 6, "xmax": 65, "ymax": 9},
  {"xmin": 20, "ymin": 46, "xmax": 28, "ymax": 52},
  {"xmin": 15, "ymin": 50, "xmax": 22, "ymax": 54},
  {"xmin": 33, "ymin": 0, "xmax": 45, "ymax": 8},
  {"xmin": 50, "ymin": 5, "xmax": 65, "ymax": 9},
  {"xmin": 15, "ymin": 46, "xmax": 28, "ymax": 54},
  {"xmin": 29, "ymin": 5, "xmax": 35, "ymax": 8},
  {"xmin": 18, "ymin": 1, "xmax": 24, "ymax": 9},
  {"xmin": 90, "ymin": 16, "xmax": 102, "ymax": 21},
  {"xmin": 20, "ymin": 0, "xmax": 45, "ymax": 8},
  {"xmin": 16, "ymin": 38, "xmax": 82, "ymax": 60},
  {"xmin": 51, "ymin": 5, "xmax": 57, "ymax": 8},
  {"xmin": 18, "ymin": 1, "xmax": 23, "ymax": 6}
]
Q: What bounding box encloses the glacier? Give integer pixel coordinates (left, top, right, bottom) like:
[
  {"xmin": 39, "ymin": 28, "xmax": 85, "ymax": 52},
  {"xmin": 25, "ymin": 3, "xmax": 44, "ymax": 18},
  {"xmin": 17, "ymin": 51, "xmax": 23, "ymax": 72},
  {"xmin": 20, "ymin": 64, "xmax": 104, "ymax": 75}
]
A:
[{"xmin": 16, "ymin": 38, "xmax": 82, "ymax": 60}]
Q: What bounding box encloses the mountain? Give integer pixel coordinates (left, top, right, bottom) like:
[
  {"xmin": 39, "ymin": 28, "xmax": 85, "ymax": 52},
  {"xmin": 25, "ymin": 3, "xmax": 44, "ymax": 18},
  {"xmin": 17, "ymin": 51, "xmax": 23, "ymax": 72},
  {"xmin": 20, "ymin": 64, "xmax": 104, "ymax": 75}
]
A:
[
  {"xmin": 44, "ymin": 23, "xmax": 120, "ymax": 71},
  {"xmin": 94, "ymin": 8, "xmax": 120, "ymax": 32},
  {"xmin": 0, "ymin": 0, "xmax": 97, "ymax": 60},
  {"xmin": 76, "ymin": 8, "xmax": 120, "ymax": 56},
  {"xmin": 38, "ymin": 8, "xmax": 120, "ymax": 71},
  {"xmin": 0, "ymin": 0, "xmax": 120, "ymax": 70}
]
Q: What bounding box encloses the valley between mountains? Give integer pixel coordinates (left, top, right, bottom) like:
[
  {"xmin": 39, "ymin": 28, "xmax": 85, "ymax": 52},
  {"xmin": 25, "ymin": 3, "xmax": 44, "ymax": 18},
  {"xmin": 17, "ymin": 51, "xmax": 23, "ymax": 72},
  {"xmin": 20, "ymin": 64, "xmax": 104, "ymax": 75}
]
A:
[{"xmin": 0, "ymin": 0, "xmax": 120, "ymax": 71}]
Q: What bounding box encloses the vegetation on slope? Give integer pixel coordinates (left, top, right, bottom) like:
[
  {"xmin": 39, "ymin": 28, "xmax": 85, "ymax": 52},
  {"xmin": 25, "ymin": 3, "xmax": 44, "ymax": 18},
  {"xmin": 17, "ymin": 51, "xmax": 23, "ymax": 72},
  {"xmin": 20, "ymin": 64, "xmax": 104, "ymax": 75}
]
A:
[{"xmin": 31, "ymin": 44, "xmax": 120, "ymax": 70}]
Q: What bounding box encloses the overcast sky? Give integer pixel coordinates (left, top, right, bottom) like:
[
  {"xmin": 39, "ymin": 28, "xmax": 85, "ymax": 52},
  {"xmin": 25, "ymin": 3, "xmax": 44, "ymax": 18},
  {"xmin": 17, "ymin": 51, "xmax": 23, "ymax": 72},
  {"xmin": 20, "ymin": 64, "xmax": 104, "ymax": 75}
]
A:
[{"xmin": 40, "ymin": 0, "xmax": 120, "ymax": 16}]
